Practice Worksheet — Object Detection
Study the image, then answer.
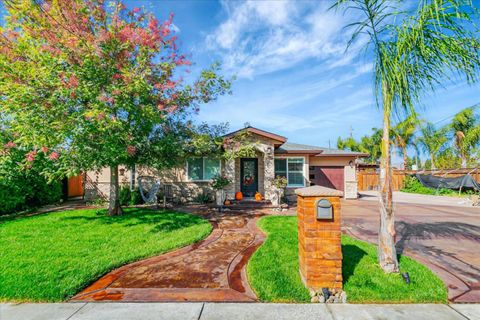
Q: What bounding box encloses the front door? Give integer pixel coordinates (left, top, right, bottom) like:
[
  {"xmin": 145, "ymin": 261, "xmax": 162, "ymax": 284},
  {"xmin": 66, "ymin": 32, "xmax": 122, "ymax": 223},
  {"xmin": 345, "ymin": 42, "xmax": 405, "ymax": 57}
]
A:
[{"xmin": 240, "ymin": 158, "xmax": 258, "ymax": 197}]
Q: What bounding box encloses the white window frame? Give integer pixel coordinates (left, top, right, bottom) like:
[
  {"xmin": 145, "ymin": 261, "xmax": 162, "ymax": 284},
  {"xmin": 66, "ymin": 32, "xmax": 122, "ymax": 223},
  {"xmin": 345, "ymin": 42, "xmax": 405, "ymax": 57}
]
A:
[
  {"xmin": 186, "ymin": 157, "xmax": 222, "ymax": 182},
  {"xmin": 274, "ymin": 156, "xmax": 306, "ymax": 188}
]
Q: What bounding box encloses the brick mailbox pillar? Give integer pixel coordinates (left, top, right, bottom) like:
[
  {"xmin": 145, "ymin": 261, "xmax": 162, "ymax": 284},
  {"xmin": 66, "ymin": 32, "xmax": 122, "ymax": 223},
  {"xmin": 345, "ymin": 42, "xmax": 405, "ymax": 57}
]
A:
[{"xmin": 295, "ymin": 185, "xmax": 343, "ymax": 291}]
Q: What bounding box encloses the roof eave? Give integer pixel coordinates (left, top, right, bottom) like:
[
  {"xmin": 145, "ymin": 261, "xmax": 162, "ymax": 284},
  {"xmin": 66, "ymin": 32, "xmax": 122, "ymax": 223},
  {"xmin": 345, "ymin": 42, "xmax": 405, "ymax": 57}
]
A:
[
  {"xmin": 274, "ymin": 150, "xmax": 324, "ymax": 155},
  {"xmin": 314, "ymin": 153, "xmax": 369, "ymax": 157},
  {"xmin": 223, "ymin": 126, "xmax": 287, "ymax": 143}
]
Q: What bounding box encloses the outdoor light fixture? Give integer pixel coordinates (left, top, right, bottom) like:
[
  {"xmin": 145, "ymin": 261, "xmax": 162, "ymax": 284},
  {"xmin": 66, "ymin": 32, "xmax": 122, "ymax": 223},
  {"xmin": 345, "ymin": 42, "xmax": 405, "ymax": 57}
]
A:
[
  {"xmin": 349, "ymin": 160, "xmax": 355, "ymax": 168},
  {"xmin": 119, "ymin": 168, "xmax": 125, "ymax": 176},
  {"xmin": 402, "ymin": 272, "xmax": 411, "ymax": 284}
]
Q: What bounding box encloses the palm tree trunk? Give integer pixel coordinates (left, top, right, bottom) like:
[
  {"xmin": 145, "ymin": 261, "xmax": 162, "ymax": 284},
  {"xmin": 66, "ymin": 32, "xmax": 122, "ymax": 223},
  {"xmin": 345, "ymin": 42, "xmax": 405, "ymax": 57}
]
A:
[
  {"xmin": 403, "ymin": 146, "xmax": 408, "ymax": 170},
  {"xmin": 431, "ymin": 155, "xmax": 436, "ymax": 171},
  {"xmin": 378, "ymin": 96, "xmax": 399, "ymax": 273},
  {"xmin": 461, "ymin": 154, "xmax": 468, "ymax": 169},
  {"xmin": 108, "ymin": 165, "xmax": 123, "ymax": 216}
]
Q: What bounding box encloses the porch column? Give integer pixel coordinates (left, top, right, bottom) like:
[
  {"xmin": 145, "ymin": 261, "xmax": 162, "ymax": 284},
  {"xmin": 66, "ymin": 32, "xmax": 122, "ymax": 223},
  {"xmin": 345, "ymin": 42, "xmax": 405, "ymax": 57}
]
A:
[
  {"xmin": 263, "ymin": 147, "xmax": 275, "ymax": 201},
  {"xmin": 224, "ymin": 158, "xmax": 235, "ymax": 199},
  {"xmin": 344, "ymin": 164, "xmax": 358, "ymax": 199}
]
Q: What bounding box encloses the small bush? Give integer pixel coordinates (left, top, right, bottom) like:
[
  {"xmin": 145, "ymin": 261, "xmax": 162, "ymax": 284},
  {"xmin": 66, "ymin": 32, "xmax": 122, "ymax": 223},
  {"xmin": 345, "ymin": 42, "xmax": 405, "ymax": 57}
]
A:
[
  {"xmin": 401, "ymin": 176, "xmax": 465, "ymax": 196},
  {"xmin": 194, "ymin": 192, "xmax": 212, "ymax": 204},
  {"xmin": 119, "ymin": 186, "xmax": 143, "ymax": 206}
]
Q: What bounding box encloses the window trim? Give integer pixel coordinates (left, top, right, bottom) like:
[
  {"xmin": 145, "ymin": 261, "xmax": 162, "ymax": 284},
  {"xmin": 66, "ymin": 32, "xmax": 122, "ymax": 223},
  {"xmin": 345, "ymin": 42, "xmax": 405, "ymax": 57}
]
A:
[
  {"xmin": 274, "ymin": 156, "xmax": 306, "ymax": 188},
  {"xmin": 186, "ymin": 157, "xmax": 222, "ymax": 182}
]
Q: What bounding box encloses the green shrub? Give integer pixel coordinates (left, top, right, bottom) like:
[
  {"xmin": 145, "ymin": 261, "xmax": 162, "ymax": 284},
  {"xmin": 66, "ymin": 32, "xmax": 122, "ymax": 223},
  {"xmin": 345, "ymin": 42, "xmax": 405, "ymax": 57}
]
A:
[
  {"xmin": 0, "ymin": 137, "xmax": 63, "ymax": 215},
  {"xmin": 401, "ymin": 176, "xmax": 467, "ymax": 196},
  {"xmin": 194, "ymin": 192, "xmax": 212, "ymax": 204},
  {"xmin": 119, "ymin": 186, "xmax": 143, "ymax": 206},
  {"xmin": 0, "ymin": 176, "xmax": 62, "ymax": 215},
  {"xmin": 0, "ymin": 180, "xmax": 27, "ymax": 214}
]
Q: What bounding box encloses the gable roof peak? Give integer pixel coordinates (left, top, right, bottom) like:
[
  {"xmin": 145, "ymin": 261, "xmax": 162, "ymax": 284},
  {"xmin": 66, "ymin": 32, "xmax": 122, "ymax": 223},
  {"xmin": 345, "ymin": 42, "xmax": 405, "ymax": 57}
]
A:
[{"xmin": 224, "ymin": 126, "xmax": 287, "ymax": 143}]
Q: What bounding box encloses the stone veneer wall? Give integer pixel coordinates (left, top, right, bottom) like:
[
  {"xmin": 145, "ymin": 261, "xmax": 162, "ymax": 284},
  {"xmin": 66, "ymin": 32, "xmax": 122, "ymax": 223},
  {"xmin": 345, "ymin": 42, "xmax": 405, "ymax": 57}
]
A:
[{"xmin": 224, "ymin": 134, "xmax": 276, "ymax": 201}]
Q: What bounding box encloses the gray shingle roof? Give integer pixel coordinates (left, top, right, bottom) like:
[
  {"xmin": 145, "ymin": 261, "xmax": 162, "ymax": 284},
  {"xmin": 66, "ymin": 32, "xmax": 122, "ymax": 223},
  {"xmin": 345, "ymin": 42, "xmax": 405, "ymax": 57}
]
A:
[{"xmin": 275, "ymin": 142, "xmax": 367, "ymax": 156}]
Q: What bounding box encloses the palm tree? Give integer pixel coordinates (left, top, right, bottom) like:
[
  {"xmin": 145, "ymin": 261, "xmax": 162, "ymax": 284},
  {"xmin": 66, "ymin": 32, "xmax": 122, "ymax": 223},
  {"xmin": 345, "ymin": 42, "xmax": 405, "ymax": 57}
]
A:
[
  {"xmin": 450, "ymin": 106, "xmax": 480, "ymax": 168},
  {"xmin": 392, "ymin": 114, "xmax": 420, "ymax": 169},
  {"xmin": 334, "ymin": 0, "xmax": 480, "ymax": 273},
  {"xmin": 415, "ymin": 122, "xmax": 448, "ymax": 170}
]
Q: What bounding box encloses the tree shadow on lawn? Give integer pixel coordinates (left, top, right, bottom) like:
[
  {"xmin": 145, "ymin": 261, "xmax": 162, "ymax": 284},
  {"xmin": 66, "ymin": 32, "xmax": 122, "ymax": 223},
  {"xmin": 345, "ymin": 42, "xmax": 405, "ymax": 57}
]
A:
[
  {"xmin": 342, "ymin": 244, "xmax": 367, "ymax": 283},
  {"xmin": 60, "ymin": 208, "xmax": 207, "ymax": 234}
]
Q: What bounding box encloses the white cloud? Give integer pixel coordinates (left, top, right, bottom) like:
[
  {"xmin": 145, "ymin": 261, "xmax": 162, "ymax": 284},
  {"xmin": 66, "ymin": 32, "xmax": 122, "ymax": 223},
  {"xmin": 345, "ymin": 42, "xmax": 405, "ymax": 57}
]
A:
[
  {"xmin": 170, "ymin": 23, "xmax": 181, "ymax": 34},
  {"xmin": 197, "ymin": 63, "xmax": 374, "ymax": 133},
  {"xmin": 205, "ymin": 1, "xmax": 361, "ymax": 78}
]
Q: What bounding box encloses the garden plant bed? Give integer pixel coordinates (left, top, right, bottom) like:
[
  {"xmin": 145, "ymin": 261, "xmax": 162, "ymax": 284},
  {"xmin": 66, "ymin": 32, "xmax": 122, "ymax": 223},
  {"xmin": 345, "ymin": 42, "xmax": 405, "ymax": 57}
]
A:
[
  {"xmin": 247, "ymin": 216, "xmax": 447, "ymax": 303},
  {"xmin": 0, "ymin": 208, "xmax": 212, "ymax": 302}
]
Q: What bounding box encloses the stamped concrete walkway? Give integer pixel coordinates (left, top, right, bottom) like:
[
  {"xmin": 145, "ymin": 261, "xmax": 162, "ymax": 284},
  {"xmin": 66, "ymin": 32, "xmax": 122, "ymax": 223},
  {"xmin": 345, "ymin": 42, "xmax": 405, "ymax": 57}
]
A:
[
  {"xmin": 342, "ymin": 198, "xmax": 480, "ymax": 303},
  {"xmin": 72, "ymin": 210, "xmax": 265, "ymax": 302}
]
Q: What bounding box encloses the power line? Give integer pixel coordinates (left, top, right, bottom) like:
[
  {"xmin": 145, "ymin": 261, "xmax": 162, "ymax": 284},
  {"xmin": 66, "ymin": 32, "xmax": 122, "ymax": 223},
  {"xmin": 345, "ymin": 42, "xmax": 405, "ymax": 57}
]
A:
[{"xmin": 411, "ymin": 103, "xmax": 480, "ymax": 136}]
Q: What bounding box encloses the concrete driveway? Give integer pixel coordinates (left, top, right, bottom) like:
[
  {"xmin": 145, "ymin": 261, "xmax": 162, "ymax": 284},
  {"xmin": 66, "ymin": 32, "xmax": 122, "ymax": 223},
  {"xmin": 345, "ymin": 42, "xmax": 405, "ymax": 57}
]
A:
[{"xmin": 342, "ymin": 196, "xmax": 480, "ymax": 302}]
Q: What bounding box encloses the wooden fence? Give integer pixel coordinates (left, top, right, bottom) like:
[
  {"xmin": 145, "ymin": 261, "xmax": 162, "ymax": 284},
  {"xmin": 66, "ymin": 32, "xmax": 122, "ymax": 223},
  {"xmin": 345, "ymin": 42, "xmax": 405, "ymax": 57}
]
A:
[{"xmin": 357, "ymin": 168, "xmax": 480, "ymax": 191}]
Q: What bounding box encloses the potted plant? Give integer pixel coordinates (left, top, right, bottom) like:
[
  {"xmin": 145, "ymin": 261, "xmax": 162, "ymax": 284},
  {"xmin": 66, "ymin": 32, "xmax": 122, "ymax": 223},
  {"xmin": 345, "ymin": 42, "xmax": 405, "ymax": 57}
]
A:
[
  {"xmin": 272, "ymin": 176, "xmax": 288, "ymax": 206},
  {"xmin": 212, "ymin": 175, "xmax": 232, "ymax": 206}
]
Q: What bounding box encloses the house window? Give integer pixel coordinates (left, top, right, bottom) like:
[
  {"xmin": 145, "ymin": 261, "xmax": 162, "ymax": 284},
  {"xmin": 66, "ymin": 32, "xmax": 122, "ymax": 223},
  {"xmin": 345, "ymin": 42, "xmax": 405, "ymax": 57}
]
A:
[
  {"xmin": 187, "ymin": 157, "xmax": 221, "ymax": 181},
  {"xmin": 274, "ymin": 157, "xmax": 305, "ymax": 187}
]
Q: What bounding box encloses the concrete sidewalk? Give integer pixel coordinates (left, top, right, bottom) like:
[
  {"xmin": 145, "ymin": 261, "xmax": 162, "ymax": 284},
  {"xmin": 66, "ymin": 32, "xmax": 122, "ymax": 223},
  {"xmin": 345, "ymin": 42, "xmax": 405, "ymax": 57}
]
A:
[{"xmin": 1, "ymin": 303, "xmax": 479, "ymax": 320}]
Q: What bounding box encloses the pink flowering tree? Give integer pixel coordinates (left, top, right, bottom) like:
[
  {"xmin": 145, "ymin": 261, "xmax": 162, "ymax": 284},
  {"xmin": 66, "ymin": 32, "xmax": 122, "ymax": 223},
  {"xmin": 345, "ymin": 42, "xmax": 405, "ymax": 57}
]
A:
[{"xmin": 0, "ymin": 1, "xmax": 231, "ymax": 215}]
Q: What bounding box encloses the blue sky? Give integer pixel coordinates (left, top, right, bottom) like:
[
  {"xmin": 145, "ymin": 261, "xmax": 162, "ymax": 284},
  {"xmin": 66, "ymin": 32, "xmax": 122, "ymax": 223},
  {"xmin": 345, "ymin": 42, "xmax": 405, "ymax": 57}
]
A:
[
  {"xmin": 2, "ymin": 1, "xmax": 479, "ymax": 165},
  {"xmin": 124, "ymin": 1, "xmax": 480, "ymax": 152}
]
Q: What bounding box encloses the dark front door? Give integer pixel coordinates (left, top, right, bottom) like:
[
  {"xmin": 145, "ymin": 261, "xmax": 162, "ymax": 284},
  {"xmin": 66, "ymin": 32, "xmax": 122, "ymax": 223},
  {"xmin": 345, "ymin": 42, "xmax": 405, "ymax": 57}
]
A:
[{"xmin": 240, "ymin": 158, "xmax": 258, "ymax": 197}]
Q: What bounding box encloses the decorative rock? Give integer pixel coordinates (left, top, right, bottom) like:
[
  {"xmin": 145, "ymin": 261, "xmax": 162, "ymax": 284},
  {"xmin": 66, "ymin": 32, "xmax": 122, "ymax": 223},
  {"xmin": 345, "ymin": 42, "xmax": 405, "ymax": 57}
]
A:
[
  {"xmin": 311, "ymin": 296, "xmax": 319, "ymax": 303},
  {"xmin": 327, "ymin": 296, "xmax": 335, "ymax": 303},
  {"xmin": 309, "ymin": 289, "xmax": 317, "ymax": 298},
  {"xmin": 340, "ymin": 291, "xmax": 347, "ymax": 303},
  {"xmin": 319, "ymin": 295, "xmax": 326, "ymax": 303}
]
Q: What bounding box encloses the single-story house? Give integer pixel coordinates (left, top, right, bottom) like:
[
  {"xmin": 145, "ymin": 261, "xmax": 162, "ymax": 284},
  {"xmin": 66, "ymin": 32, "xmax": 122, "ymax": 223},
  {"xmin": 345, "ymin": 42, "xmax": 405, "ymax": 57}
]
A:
[{"xmin": 85, "ymin": 126, "xmax": 367, "ymax": 202}]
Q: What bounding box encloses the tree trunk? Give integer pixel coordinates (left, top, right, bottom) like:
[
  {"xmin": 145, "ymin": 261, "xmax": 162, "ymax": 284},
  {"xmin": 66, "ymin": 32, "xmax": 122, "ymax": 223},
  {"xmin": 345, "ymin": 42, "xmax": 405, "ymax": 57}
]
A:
[
  {"xmin": 431, "ymin": 155, "xmax": 436, "ymax": 171},
  {"xmin": 108, "ymin": 165, "xmax": 123, "ymax": 216},
  {"xmin": 461, "ymin": 154, "xmax": 468, "ymax": 169},
  {"xmin": 378, "ymin": 101, "xmax": 399, "ymax": 273},
  {"xmin": 130, "ymin": 164, "xmax": 136, "ymax": 191},
  {"xmin": 403, "ymin": 146, "xmax": 408, "ymax": 170}
]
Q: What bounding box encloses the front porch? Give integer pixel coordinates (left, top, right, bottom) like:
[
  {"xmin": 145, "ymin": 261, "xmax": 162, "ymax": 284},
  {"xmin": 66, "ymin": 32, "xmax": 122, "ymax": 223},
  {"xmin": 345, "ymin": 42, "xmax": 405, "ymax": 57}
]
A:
[{"xmin": 224, "ymin": 144, "xmax": 276, "ymax": 202}]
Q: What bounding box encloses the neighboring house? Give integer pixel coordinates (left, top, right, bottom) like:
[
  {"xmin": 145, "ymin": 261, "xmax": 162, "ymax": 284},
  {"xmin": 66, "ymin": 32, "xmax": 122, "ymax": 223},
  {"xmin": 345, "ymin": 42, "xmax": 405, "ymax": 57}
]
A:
[{"xmin": 85, "ymin": 126, "xmax": 368, "ymax": 202}]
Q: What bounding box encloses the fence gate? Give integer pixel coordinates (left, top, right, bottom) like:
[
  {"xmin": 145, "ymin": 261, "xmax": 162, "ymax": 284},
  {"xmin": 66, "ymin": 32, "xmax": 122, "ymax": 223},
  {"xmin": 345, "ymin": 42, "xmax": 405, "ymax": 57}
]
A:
[{"xmin": 67, "ymin": 175, "xmax": 84, "ymax": 198}]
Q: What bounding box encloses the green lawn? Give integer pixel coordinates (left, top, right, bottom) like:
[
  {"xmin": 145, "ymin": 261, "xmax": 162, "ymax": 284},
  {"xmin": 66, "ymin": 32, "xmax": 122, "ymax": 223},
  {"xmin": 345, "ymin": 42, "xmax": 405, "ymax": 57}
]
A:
[
  {"xmin": 0, "ymin": 208, "xmax": 212, "ymax": 302},
  {"xmin": 247, "ymin": 216, "xmax": 447, "ymax": 303}
]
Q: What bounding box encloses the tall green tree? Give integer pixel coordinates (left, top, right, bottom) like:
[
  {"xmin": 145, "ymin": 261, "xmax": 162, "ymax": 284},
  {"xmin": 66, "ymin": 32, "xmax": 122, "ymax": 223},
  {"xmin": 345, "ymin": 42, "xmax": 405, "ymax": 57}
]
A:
[
  {"xmin": 415, "ymin": 122, "xmax": 448, "ymax": 170},
  {"xmin": 392, "ymin": 114, "xmax": 420, "ymax": 169},
  {"xmin": 337, "ymin": 127, "xmax": 382, "ymax": 164},
  {"xmin": 450, "ymin": 106, "xmax": 480, "ymax": 168},
  {"xmin": 0, "ymin": 1, "xmax": 230, "ymax": 215},
  {"xmin": 334, "ymin": 0, "xmax": 480, "ymax": 272}
]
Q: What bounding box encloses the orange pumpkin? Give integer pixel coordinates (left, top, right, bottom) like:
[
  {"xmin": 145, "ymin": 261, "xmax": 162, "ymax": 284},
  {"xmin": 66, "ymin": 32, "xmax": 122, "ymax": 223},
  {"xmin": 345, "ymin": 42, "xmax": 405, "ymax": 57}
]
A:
[
  {"xmin": 254, "ymin": 192, "xmax": 263, "ymax": 201},
  {"xmin": 235, "ymin": 191, "xmax": 243, "ymax": 201}
]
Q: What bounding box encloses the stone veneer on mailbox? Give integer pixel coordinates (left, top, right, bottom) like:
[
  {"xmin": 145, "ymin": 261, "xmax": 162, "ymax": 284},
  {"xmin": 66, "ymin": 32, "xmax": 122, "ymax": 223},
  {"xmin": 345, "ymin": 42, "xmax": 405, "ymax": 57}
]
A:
[{"xmin": 295, "ymin": 185, "xmax": 343, "ymax": 291}]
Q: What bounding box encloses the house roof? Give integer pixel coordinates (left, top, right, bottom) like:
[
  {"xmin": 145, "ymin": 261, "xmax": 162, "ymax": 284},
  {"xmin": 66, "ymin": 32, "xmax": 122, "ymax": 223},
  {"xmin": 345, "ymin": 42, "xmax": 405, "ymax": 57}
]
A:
[
  {"xmin": 274, "ymin": 142, "xmax": 323, "ymax": 154},
  {"xmin": 275, "ymin": 142, "xmax": 368, "ymax": 157},
  {"xmin": 224, "ymin": 126, "xmax": 368, "ymax": 157},
  {"xmin": 224, "ymin": 126, "xmax": 287, "ymax": 144}
]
